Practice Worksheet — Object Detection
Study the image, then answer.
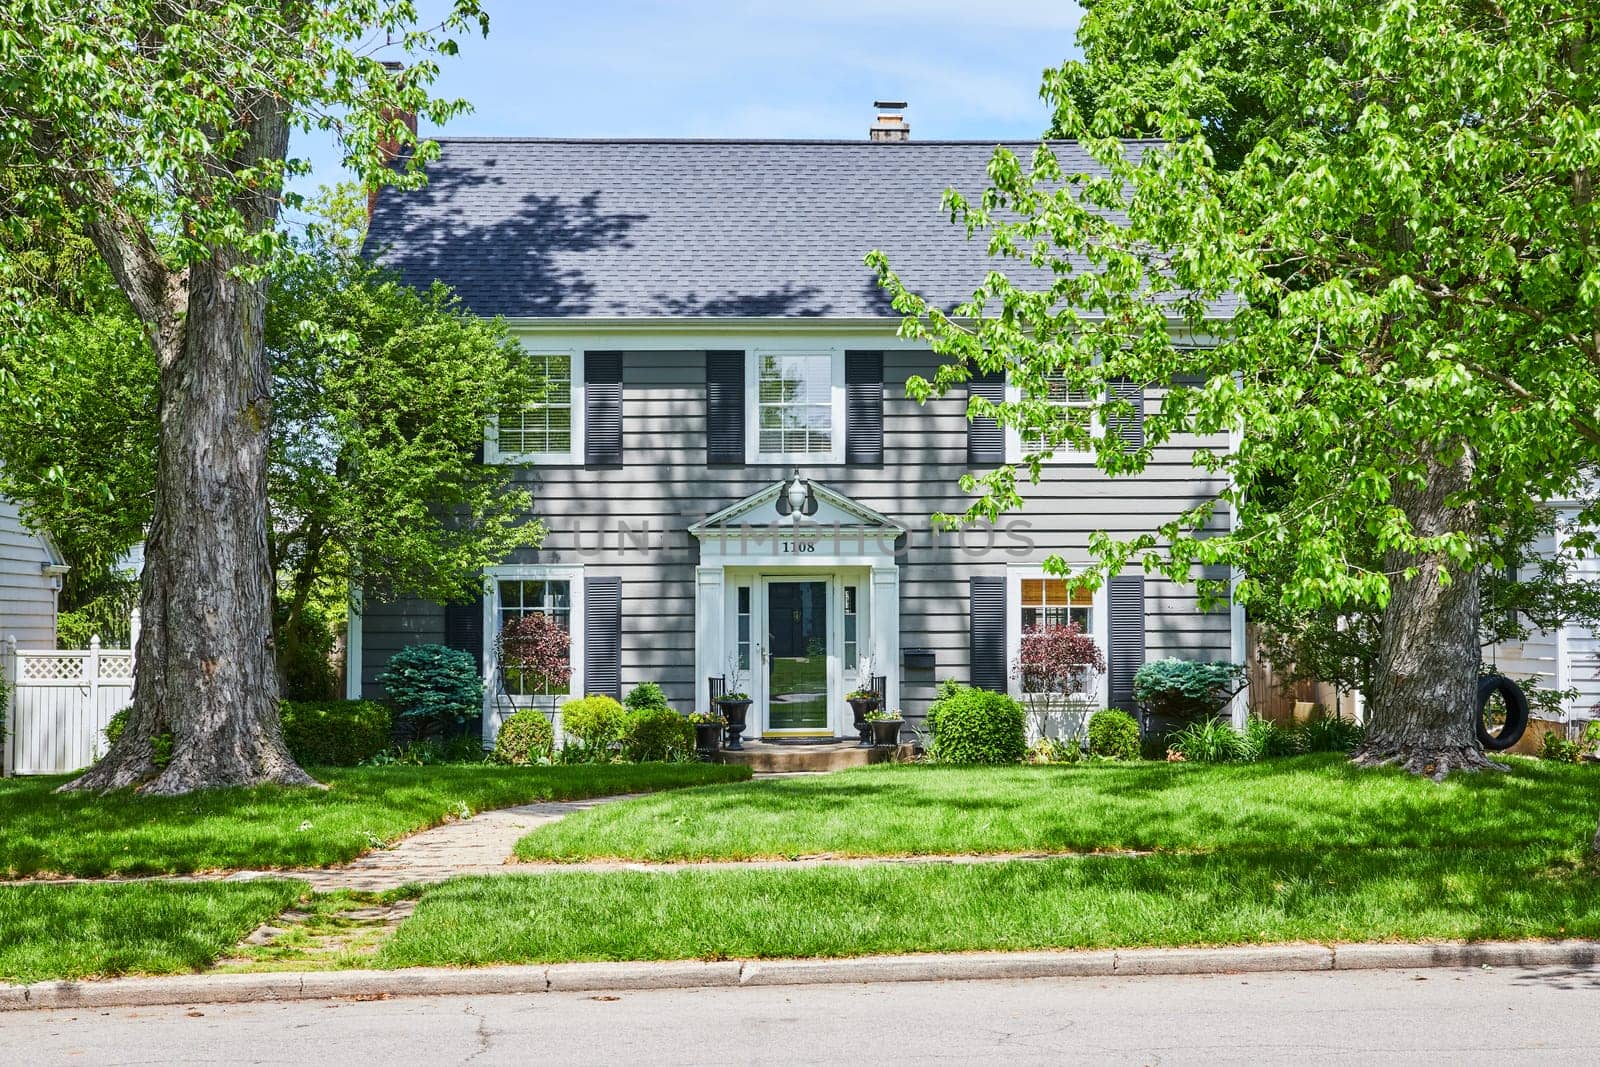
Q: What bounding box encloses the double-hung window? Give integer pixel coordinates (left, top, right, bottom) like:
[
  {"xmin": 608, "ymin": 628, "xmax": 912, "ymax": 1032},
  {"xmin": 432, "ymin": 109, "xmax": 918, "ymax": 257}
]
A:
[
  {"xmin": 1022, "ymin": 376, "xmax": 1096, "ymax": 461},
  {"xmin": 489, "ymin": 349, "xmax": 583, "ymax": 463},
  {"xmin": 749, "ymin": 350, "xmax": 845, "ymax": 464},
  {"xmin": 496, "ymin": 577, "xmax": 573, "ymax": 697},
  {"xmin": 1020, "ymin": 577, "xmax": 1093, "ymax": 635}
]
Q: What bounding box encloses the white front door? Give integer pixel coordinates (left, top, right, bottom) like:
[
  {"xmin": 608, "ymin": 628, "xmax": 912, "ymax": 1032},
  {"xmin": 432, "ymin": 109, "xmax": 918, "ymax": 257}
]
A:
[{"xmin": 723, "ymin": 569, "xmax": 871, "ymax": 737}]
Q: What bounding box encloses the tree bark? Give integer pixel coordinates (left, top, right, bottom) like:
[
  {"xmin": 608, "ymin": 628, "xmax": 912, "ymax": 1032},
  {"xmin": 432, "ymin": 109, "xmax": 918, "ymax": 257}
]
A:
[
  {"xmin": 1354, "ymin": 445, "xmax": 1498, "ymax": 779},
  {"xmin": 61, "ymin": 87, "xmax": 315, "ymax": 794}
]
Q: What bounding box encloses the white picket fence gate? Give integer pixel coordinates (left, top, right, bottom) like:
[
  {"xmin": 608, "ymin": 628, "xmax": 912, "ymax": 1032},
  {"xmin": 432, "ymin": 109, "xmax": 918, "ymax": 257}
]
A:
[{"xmin": 2, "ymin": 616, "xmax": 138, "ymax": 776}]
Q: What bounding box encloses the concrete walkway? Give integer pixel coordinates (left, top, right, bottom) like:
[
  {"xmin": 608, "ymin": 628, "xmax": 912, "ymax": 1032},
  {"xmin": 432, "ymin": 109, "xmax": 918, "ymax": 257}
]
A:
[{"xmin": 225, "ymin": 795, "xmax": 648, "ymax": 892}]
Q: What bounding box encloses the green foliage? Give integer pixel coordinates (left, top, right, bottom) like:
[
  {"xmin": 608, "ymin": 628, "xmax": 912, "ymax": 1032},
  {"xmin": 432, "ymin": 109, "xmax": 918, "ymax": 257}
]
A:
[
  {"xmin": 560, "ymin": 695, "xmax": 628, "ymax": 750},
  {"xmin": 103, "ymin": 706, "xmax": 172, "ymax": 768},
  {"xmin": 378, "ymin": 645, "xmax": 483, "ymax": 727},
  {"xmin": 868, "ymin": 0, "xmax": 1600, "ymax": 747},
  {"xmin": 926, "ymin": 682, "xmax": 1028, "ymax": 765},
  {"xmin": 1025, "ymin": 737, "xmax": 1083, "ymax": 764},
  {"xmin": 1132, "ymin": 661, "xmax": 1246, "ymax": 722},
  {"xmin": 278, "ymin": 700, "xmax": 392, "ymax": 767},
  {"xmin": 493, "ymin": 710, "xmax": 556, "ymax": 766},
  {"xmin": 623, "ymin": 682, "xmax": 671, "ymax": 712},
  {"xmin": 276, "ymin": 607, "xmax": 340, "ymax": 701},
  {"xmin": 620, "ymin": 705, "xmax": 695, "ymax": 762},
  {"xmin": 1086, "ymin": 710, "xmax": 1140, "ymax": 760},
  {"xmin": 1168, "ymin": 718, "xmax": 1254, "ymax": 765},
  {"xmin": 362, "ymin": 736, "xmax": 490, "ymax": 767},
  {"xmin": 1295, "ymin": 715, "xmax": 1365, "ymax": 755},
  {"xmin": 1541, "ymin": 732, "xmax": 1582, "ymax": 764}
]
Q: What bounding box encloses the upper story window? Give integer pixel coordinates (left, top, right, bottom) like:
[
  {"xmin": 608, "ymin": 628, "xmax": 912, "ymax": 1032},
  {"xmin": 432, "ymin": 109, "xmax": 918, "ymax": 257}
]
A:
[
  {"xmin": 487, "ymin": 349, "xmax": 583, "ymax": 464},
  {"xmin": 1023, "ymin": 377, "xmax": 1095, "ymax": 460},
  {"xmin": 748, "ymin": 350, "xmax": 845, "ymax": 464}
]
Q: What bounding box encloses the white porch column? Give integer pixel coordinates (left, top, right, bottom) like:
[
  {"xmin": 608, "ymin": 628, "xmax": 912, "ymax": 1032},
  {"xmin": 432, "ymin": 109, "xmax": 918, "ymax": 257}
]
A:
[
  {"xmin": 695, "ymin": 565, "xmax": 726, "ymax": 714},
  {"xmin": 871, "ymin": 566, "xmax": 900, "ymax": 713}
]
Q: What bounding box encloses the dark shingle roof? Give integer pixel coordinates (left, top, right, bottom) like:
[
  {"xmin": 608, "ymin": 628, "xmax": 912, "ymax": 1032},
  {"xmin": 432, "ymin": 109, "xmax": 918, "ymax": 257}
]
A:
[{"xmin": 365, "ymin": 138, "xmax": 1161, "ymax": 320}]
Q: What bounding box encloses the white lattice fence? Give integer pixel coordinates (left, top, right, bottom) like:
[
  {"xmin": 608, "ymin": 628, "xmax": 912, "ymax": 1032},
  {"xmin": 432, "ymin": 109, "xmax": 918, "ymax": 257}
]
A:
[{"xmin": 3, "ymin": 626, "xmax": 137, "ymax": 776}]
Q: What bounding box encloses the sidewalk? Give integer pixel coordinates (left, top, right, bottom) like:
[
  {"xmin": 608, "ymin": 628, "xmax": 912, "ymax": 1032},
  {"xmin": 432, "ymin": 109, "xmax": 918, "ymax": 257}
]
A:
[{"xmin": 6, "ymin": 940, "xmax": 1598, "ymax": 1012}]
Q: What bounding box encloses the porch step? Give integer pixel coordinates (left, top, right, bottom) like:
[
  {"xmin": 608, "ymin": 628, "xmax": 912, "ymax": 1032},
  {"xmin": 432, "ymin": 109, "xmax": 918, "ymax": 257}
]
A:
[{"xmin": 714, "ymin": 741, "xmax": 913, "ymax": 773}]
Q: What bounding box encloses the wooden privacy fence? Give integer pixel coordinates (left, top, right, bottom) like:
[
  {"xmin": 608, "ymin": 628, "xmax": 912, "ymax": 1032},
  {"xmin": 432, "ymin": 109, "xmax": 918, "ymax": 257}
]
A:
[{"xmin": 2, "ymin": 618, "xmax": 137, "ymax": 776}]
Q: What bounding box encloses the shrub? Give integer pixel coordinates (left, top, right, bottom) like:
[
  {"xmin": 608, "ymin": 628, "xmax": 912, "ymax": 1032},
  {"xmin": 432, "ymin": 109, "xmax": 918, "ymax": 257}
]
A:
[
  {"xmin": 1296, "ymin": 714, "xmax": 1364, "ymax": 753},
  {"xmin": 363, "ymin": 736, "xmax": 490, "ymax": 766},
  {"xmin": 1132, "ymin": 659, "xmax": 1246, "ymax": 723},
  {"xmin": 103, "ymin": 706, "xmax": 173, "ymax": 767},
  {"xmin": 1542, "ymin": 732, "xmax": 1582, "ymax": 763},
  {"xmin": 279, "ymin": 700, "xmax": 392, "ymax": 766},
  {"xmin": 497, "ymin": 613, "xmax": 571, "ymax": 695},
  {"xmin": 1168, "ymin": 718, "xmax": 1254, "ymax": 764},
  {"xmin": 624, "ymin": 681, "xmax": 671, "ymax": 712},
  {"xmin": 1087, "ymin": 709, "xmax": 1140, "ymax": 760},
  {"xmin": 620, "ymin": 704, "xmax": 694, "ymax": 761},
  {"xmin": 276, "ymin": 609, "xmax": 340, "ymax": 700},
  {"xmin": 378, "ymin": 644, "xmax": 483, "ymax": 729},
  {"xmin": 493, "ymin": 709, "xmax": 555, "ymax": 765},
  {"xmin": 1026, "ymin": 737, "xmax": 1083, "ymax": 764},
  {"xmin": 926, "ymin": 681, "xmax": 1027, "ymax": 765},
  {"xmin": 560, "ymin": 694, "xmax": 627, "ymax": 749}
]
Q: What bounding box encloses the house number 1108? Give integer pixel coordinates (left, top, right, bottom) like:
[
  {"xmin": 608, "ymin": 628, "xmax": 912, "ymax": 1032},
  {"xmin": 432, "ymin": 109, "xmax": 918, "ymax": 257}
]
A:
[{"xmin": 781, "ymin": 540, "xmax": 816, "ymax": 553}]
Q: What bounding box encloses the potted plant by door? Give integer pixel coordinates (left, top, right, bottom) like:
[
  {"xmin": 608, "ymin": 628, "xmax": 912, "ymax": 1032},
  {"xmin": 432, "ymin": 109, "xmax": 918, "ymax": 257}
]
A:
[
  {"xmin": 865, "ymin": 708, "xmax": 903, "ymax": 748},
  {"xmin": 846, "ymin": 687, "xmax": 881, "ymax": 747},
  {"xmin": 716, "ymin": 692, "xmax": 752, "ymax": 750},
  {"xmin": 689, "ymin": 710, "xmax": 724, "ymax": 759}
]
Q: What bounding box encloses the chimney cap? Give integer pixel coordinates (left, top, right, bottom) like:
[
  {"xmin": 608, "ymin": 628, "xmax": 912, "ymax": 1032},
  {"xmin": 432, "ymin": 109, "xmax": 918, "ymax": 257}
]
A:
[{"xmin": 874, "ymin": 100, "xmax": 907, "ymax": 110}]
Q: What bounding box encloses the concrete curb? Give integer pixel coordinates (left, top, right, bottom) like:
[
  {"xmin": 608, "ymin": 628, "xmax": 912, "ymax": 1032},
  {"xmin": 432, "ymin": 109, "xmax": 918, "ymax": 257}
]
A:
[{"xmin": 6, "ymin": 940, "xmax": 1599, "ymax": 1012}]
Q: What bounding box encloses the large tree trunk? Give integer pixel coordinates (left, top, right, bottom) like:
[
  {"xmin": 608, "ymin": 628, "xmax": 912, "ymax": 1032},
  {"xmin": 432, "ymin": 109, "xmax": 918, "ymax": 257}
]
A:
[
  {"xmin": 62, "ymin": 90, "xmax": 315, "ymax": 794},
  {"xmin": 1354, "ymin": 446, "xmax": 1497, "ymax": 779}
]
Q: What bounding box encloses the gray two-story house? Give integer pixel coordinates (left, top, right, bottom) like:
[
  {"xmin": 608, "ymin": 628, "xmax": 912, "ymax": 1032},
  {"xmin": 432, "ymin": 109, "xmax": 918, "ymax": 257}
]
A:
[{"xmin": 351, "ymin": 110, "xmax": 1241, "ymax": 745}]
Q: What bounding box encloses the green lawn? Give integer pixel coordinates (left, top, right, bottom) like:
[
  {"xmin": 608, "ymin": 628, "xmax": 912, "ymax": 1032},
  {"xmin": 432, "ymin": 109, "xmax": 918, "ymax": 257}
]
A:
[
  {"xmin": 0, "ymin": 763, "xmax": 749, "ymax": 878},
  {"xmin": 381, "ymin": 845, "xmax": 1600, "ymax": 966},
  {"xmin": 514, "ymin": 754, "xmax": 1600, "ymax": 862},
  {"xmin": 0, "ymin": 880, "xmax": 304, "ymax": 983}
]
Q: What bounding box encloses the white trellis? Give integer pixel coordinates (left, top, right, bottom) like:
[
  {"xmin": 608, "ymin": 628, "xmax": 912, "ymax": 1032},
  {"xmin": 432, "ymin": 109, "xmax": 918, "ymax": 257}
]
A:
[{"xmin": 2, "ymin": 611, "xmax": 139, "ymax": 776}]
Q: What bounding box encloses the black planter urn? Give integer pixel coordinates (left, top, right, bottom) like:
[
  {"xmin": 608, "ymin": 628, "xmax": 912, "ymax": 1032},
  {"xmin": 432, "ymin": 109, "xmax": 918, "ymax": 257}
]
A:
[
  {"xmin": 717, "ymin": 699, "xmax": 752, "ymax": 750},
  {"xmin": 693, "ymin": 721, "xmax": 723, "ymax": 759},
  {"xmin": 846, "ymin": 696, "xmax": 880, "ymax": 747},
  {"xmin": 869, "ymin": 719, "xmax": 902, "ymax": 748}
]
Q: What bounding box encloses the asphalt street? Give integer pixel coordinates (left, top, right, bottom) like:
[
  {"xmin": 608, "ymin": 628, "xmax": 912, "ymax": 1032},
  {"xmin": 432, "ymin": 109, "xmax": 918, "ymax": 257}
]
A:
[{"xmin": 9, "ymin": 965, "xmax": 1600, "ymax": 1065}]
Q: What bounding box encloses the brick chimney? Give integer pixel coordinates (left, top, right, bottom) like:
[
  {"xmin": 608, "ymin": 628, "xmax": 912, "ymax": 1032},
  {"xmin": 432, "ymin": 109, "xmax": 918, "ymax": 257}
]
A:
[
  {"xmin": 869, "ymin": 101, "xmax": 909, "ymax": 142},
  {"xmin": 368, "ymin": 61, "xmax": 417, "ymax": 218}
]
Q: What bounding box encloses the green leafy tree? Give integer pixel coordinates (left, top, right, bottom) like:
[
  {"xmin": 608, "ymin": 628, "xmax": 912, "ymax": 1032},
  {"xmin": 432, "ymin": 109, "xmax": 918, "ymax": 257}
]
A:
[
  {"xmin": 0, "ymin": 210, "xmax": 543, "ymax": 695},
  {"xmin": 870, "ymin": 0, "xmax": 1600, "ymax": 778},
  {"xmin": 0, "ymin": 1, "xmax": 488, "ymax": 792}
]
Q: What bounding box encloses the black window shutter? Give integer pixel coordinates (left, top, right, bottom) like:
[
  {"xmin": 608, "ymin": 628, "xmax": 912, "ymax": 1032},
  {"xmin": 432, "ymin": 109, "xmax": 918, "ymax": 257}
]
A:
[
  {"xmin": 584, "ymin": 576, "xmax": 622, "ymax": 701},
  {"xmin": 1108, "ymin": 379, "xmax": 1145, "ymax": 450},
  {"xmin": 705, "ymin": 350, "xmax": 745, "ymax": 465},
  {"xmin": 967, "ymin": 370, "xmax": 1005, "ymax": 467},
  {"xmin": 1108, "ymin": 575, "xmax": 1146, "ymax": 710},
  {"xmin": 845, "ymin": 350, "xmax": 884, "ymax": 465},
  {"xmin": 584, "ymin": 351, "xmax": 624, "ymax": 466},
  {"xmin": 969, "ymin": 575, "xmax": 1007, "ymax": 692},
  {"xmin": 443, "ymin": 597, "xmax": 484, "ymax": 678}
]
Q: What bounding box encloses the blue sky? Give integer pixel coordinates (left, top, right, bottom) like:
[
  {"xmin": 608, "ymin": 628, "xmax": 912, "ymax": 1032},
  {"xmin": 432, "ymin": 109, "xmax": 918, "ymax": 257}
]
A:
[{"xmin": 292, "ymin": 1, "xmax": 1082, "ymax": 195}]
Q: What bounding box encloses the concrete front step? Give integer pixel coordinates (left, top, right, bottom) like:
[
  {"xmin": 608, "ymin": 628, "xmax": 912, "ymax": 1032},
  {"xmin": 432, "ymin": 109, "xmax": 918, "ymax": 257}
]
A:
[{"xmin": 715, "ymin": 741, "xmax": 915, "ymax": 773}]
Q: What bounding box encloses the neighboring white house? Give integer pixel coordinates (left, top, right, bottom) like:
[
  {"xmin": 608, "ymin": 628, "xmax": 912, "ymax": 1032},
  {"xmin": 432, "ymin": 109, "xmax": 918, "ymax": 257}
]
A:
[
  {"xmin": 1490, "ymin": 499, "xmax": 1600, "ymax": 726},
  {"xmin": 0, "ymin": 494, "xmax": 68, "ymax": 649}
]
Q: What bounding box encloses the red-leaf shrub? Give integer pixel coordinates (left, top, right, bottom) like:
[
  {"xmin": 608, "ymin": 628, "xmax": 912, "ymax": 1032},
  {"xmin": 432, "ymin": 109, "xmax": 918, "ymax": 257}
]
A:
[
  {"xmin": 497, "ymin": 613, "xmax": 571, "ymax": 694},
  {"xmin": 1016, "ymin": 622, "xmax": 1105, "ymax": 699}
]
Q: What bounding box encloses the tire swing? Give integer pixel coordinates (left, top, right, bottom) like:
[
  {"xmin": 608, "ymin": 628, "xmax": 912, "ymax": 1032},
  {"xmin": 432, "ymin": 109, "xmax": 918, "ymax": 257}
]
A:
[{"xmin": 1476, "ymin": 674, "xmax": 1529, "ymax": 751}]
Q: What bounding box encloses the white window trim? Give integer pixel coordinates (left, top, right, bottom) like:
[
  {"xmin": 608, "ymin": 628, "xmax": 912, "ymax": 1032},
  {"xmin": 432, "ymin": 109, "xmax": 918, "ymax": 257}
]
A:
[
  {"xmin": 745, "ymin": 347, "xmax": 846, "ymax": 466},
  {"xmin": 1004, "ymin": 565, "xmax": 1110, "ymax": 709},
  {"xmin": 1004, "ymin": 376, "xmax": 1101, "ymax": 466},
  {"xmin": 485, "ymin": 346, "xmax": 584, "ymax": 465},
  {"xmin": 481, "ymin": 564, "xmax": 586, "ymax": 715}
]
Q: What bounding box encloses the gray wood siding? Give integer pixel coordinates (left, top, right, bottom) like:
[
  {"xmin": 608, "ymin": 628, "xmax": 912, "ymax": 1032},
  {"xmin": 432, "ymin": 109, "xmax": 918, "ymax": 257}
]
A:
[
  {"xmin": 361, "ymin": 349, "xmax": 1234, "ymax": 717},
  {"xmin": 0, "ymin": 497, "xmax": 60, "ymax": 649}
]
